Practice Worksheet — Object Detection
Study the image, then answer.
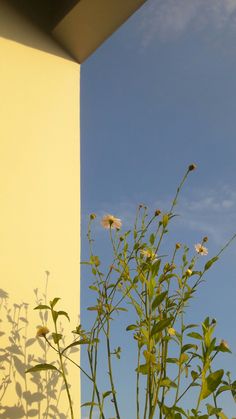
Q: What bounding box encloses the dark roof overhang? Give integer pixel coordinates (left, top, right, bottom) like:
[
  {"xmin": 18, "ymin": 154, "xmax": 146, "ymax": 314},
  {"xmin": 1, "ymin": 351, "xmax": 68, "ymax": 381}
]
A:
[{"xmin": 8, "ymin": 0, "xmax": 147, "ymax": 63}]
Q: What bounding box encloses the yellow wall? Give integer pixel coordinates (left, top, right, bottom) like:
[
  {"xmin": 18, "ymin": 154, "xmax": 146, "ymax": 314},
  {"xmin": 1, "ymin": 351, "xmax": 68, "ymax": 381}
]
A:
[{"xmin": 0, "ymin": 2, "xmax": 80, "ymax": 417}]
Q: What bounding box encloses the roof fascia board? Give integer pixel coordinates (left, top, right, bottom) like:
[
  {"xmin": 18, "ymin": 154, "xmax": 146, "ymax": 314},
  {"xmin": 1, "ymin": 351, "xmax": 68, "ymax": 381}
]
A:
[{"xmin": 52, "ymin": 0, "xmax": 147, "ymax": 63}]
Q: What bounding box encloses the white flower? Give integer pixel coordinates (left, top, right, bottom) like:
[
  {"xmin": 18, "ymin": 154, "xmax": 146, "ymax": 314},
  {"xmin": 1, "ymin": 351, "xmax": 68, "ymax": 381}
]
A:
[
  {"xmin": 101, "ymin": 214, "xmax": 122, "ymax": 230},
  {"xmin": 194, "ymin": 243, "xmax": 208, "ymax": 256},
  {"xmin": 140, "ymin": 249, "xmax": 157, "ymax": 260}
]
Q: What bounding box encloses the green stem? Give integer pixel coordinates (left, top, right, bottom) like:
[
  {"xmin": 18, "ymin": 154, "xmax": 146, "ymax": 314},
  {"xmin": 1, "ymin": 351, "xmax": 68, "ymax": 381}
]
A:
[
  {"xmin": 106, "ymin": 320, "xmax": 120, "ymax": 419},
  {"xmin": 53, "ymin": 320, "xmax": 74, "ymax": 419},
  {"xmin": 45, "ymin": 337, "xmax": 93, "ymax": 382},
  {"xmin": 136, "ymin": 346, "xmax": 141, "ymax": 419},
  {"xmin": 87, "ymin": 346, "xmax": 105, "ymax": 419}
]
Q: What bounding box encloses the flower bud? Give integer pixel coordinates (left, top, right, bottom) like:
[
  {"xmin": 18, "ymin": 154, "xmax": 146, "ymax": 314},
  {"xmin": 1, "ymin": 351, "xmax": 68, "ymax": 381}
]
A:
[
  {"xmin": 186, "ymin": 269, "xmax": 192, "ymax": 276},
  {"xmin": 220, "ymin": 339, "xmax": 230, "ymax": 351},
  {"xmin": 175, "ymin": 242, "xmax": 181, "ymax": 249},
  {"xmin": 90, "ymin": 213, "xmax": 96, "ymax": 220},
  {"xmin": 154, "ymin": 209, "xmax": 161, "ymax": 217},
  {"xmin": 203, "ymin": 236, "xmax": 208, "ymax": 243},
  {"xmin": 167, "ymin": 327, "xmax": 176, "ymax": 336},
  {"xmin": 188, "ymin": 163, "xmax": 197, "ymax": 171}
]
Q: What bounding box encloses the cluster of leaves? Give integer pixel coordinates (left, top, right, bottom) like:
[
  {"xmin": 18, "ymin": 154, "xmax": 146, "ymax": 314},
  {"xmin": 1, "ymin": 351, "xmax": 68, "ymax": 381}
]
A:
[
  {"xmin": 77, "ymin": 167, "xmax": 236, "ymax": 418},
  {"xmin": 26, "ymin": 166, "xmax": 236, "ymax": 419}
]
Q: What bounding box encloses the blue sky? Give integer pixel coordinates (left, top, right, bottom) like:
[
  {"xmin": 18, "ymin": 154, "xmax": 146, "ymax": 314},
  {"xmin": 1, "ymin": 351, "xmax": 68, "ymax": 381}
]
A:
[{"xmin": 80, "ymin": 0, "xmax": 236, "ymax": 416}]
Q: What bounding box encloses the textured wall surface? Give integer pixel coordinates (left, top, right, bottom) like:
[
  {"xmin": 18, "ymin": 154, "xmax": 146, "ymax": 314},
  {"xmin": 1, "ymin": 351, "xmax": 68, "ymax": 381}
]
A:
[{"xmin": 0, "ymin": 2, "xmax": 81, "ymax": 417}]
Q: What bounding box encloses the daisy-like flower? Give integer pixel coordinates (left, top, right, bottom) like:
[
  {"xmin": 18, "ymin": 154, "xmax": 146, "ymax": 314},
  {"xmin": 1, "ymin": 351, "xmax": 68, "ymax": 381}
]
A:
[
  {"xmin": 167, "ymin": 327, "xmax": 176, "ymax": 336},
  {"xmin": 101, "ymin": 214, "xmax": 122, "ymax": 230},
  {"xmin": 194, "ymin": 243, "xmax": 208, "ymax": 256},
  {"xmin": 140, "ymin": 249, "xmax": 157, "ymax": 260},
  {"xmin": 36, "ymin": 326, "xmax": 49, "ymax": 338}
]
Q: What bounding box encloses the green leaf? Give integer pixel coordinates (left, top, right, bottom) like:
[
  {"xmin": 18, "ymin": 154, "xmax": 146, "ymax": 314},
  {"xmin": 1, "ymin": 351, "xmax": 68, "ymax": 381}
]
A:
[
  {"xmin": 204, "ymin": 257, "xmax": 218, "ymax": 271},
  {"xmin": 133, "ymin": 301, "xmax": 143, "ymax": 318},
  {"xmin": 173, "ymin": 406, "xmax": 188, "ymax": 417},
  {"xmin": 151, "ymin": 317, "xmax": 173, "ymax": 337},
  {"xmin": 149, "ymin": 233, "xmax": 155, "ymax": 245},
  {"xmin": 160, "ymin": 378, "xmax": 177, "ymax": 388},
  {"xmin": 201, "ymin": 369, "xmax": 224, "ymax": 399},
  {"xmin": 102, "ymin": 391, "xmax": 113, "ymax": 399},
  {"xmin": 218, "ymin": 412, "xmax": 228, "ymax": 419},
  {"xmin": 52, "ymin": 310, "xmax": 58, "ymax": 323},
  {"xmin": 216, "ymin": 384, "xmax": 231, "ymax": 397},
  {"xmin": 34, "ymin": 304, "xmax": 50, "ymax": 310},
  {"xmin": 191, "ymin": 370, "xmax": 199, "ymax": 380},
  {"xmin": 126, "ymin": 324, "xmax": 137, "ymax": 331},
  {"xmin": 151, "ymin": 259, "xmax": 161, "ymax": 277},
  {"xmin": 187, "ymin": 332, "xmax": 202, "ymax": 340},
  {"xmin": 181, "ymin": 344, "xmax": 198, "ymax": 353},
  {"xmin": 57, "ymin": 311, "xmax": 70, "ymax": 321},
  {"xmin": 89, "ymin": 285, "xmax": 99, "ymax": 291},
  {"xmin": 52, "ymin": 333, "xmax": 62, "ymax": 344},
  {"xmin": 90, "ymin": 255, "xmax": 100, "ymax": 267},
  {"xmin": 26, "ymin": 363, "xmax": 60, "ymax": 374},
  {"xmin": 136, "ymin": 363, "xmax": 149, "ymax": 375},
  {"xmin": 81, "ymin": 402, "xmax": 99, "ymax": 407},
  {"xmin": 152, "ymin": 291, "xmax": 168, "ymax": 310},
  {"xmin": 166, "ymin": 357, "xmax": 178, "ymax": 364},
  {"xmin": 50, "ymin": 298, "xmax": 60, "ymax": 308},
  {"xmin": 62, "ymin": 339, "xmax": 90, "ymax": 353},
  {"xmin": 206, "ymin": 404, "xmax": 222, "ymax": 415},
  {"xmin": 183, "ymin": 324, "xmax": 198, "ymax": 331}
]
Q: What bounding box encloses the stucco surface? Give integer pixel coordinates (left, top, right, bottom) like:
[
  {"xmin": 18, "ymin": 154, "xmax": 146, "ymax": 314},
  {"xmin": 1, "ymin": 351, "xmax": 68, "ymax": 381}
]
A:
[{"xmin": 0, "ymin": 2, "xmax": 81, "ymax": 416}]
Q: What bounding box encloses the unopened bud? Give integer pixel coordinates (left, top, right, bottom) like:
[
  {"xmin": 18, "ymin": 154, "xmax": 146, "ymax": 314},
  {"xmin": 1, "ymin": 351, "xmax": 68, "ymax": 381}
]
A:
[
  {"xmin": 188, "ymin": 163, "xmax": 197, "ymax": 171},
  {"xmin": 167, "ymin": 327, "xmax": 176, "ymax": 336},
  {"xmin": 90, "ymin": 213, "xmax": 96, "ymax": 220},
  {"xmin": 154, "ymin": 209, "xmax": 161, "ymax": 217},
  {"xmin": 186, "ymin": 269, "xmax": 192, "ymax": 277},
  {"xmin": 220, "ymin": 339, "xmax": 230, "ymax": 351},
  {"xmin": 203, "ymin": 236, "xmax": 208, "ymax": 243},
  {"xmin": 175, "ymin": 243, "xmax": 181, "ymax": 249}
]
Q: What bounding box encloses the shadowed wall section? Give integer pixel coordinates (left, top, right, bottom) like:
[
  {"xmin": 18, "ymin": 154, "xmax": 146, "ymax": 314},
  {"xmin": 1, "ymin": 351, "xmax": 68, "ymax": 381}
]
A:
[{"xmin": 0, "ymin": 2, "xmax": 80, "ymax": 416}]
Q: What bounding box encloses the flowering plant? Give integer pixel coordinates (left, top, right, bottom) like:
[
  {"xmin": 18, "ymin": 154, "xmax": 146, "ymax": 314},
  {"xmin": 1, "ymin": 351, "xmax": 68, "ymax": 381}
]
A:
[{"xmin": 27, "ymin": 165, "xmax": 236, "ymax": 419}]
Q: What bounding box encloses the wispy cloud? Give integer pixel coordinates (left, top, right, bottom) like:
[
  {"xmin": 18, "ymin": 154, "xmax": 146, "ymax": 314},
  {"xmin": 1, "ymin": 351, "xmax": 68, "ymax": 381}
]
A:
[
  {"xmin": 83, "ymin": 184, "xmax": 236, "ymax": 246},
  {"xmin": 140, "ymin": 0, "xmax": 236, "ymax": 46},
  {"xmin": 157, "ymin": 184, "xmax": 236, "ymax": 245}
]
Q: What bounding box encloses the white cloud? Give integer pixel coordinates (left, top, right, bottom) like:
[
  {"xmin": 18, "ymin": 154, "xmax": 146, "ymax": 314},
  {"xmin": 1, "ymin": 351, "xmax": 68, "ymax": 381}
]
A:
[
  {"xmin": 86, "ymin": 184, "xmax": 236, "ymax": 246},
  {"xmin": 140, "ymin": 0, "xmax": 236, "ymax": 46},
  {"xmin": 168, "ymin": 184, "xmax": 236, "ymax": 244}
]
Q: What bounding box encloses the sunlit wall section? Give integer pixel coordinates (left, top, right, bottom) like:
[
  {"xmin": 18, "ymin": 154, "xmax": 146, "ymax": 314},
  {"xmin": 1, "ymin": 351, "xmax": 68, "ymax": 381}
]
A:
[{"xmin": 0, "ymin": 2, "xmax": 80, "ymax": 417}]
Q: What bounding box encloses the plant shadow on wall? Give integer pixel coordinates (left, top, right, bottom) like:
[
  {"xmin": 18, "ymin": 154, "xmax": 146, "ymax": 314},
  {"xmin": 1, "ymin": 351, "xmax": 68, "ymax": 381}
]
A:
[
  {"xmin": 0, "ymin": 273, "xmax": 79, "ymax": 418},
  {"xmin": 24, "ymin": 165, "xmax": 236, "ymax": 419},
  {"xmin": 1, "ymin": 165, "xmax": 236, "ymax": 419}
]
